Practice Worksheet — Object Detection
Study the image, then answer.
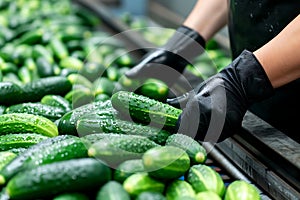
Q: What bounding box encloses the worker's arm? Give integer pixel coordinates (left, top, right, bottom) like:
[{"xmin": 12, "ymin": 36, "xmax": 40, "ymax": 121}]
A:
[
  {"xmin": 125, "ymin": 0, "xmax": 228, "ymax": 85},
  {"xmin": 254, "ymin": 14, "xmax": 300, "ymax": 88}
]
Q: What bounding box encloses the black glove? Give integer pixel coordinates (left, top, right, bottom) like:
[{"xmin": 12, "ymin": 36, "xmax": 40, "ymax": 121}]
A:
[
  {"xmin": 125, "ymin": 25, "xmax": 206, "ymax": 86},
  {"xmin": 173, "ymin": 50, "xmax": 274, "ymax": 143}
]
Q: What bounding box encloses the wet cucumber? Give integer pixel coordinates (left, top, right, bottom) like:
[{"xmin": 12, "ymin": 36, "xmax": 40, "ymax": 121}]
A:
[
  {"xmin": 195, "ymin": 191, "xmax": 222, "ymax": 200},
  {"xmin": 41, "ymin": 95, "xmax": 72, "ymax": 112},
  {"xmin": 187, "ymin": 164, "xmax": 225, "ymax": 197},
  {"xmin": 0, "ymin": 133, "xmax": 48, "ymax": 151},
  {"xmin": 224, "ymin": 180, "xmax": 260, "ymax": 200},
  {"xmin": 142, "ymin": 146, "xmax": 190, "ymax": 181},
  {"xmin": 36, "ymin": 56, "xmax": 55, "ymax": 77},
  {"xmin": 49, "ymin": 37, "xmax": 69, "ymax": 60},
  {"xmin": 76, "ymin": 113, "xmax": 171, "ymax": 144},
  {"xmin": 135, "ymin": 192, "xmax": 166, "ymax": 200},
  {"xmin": 114, "ymin": 159, "xmax": 145, "ymax": 183},
  {"xmin": 111, "ymin": 91, "xmax": 182, "ymax": 130},
  {"xmin": 165, "ymin": 180, "xmax": 196, "ymax": 200},
  {"xmin": 0, "ymin": 113, "xmax": 58, "ymax": 137},
  {"xmin": 0, "ymin": 135, "xmax": 88, "ymax": 186},
  {"xmin": 0, "ymin": 82, "xmax": 24, "ymax": 106},
  {"xmin": 96, "ymin": 181, "xmax": 130, "ymax": 200},
  {"xmin": 4, "ymin": 103, "xmax": 66, "ymax": 121},
  {"xmin": 139, "ymin": 78, "xmax": 169, "ymax": 102},
  {"xmin": 123, "ymin": 173, "xmax": 165, "ymax": 198},
  {"xmin": 0, "ymin": 152, "xmax": 16, "ymax": 171},
  {"xmin": 6, "ymin": 158, "xmax": 111, "ymax": 200},
  {"xmin": 165, "ymin": 134, "xmax": 207, "ymax": 164},
  {"xmin": 92, "ymin": 77, "xmax": 115, "ymax": 96}
]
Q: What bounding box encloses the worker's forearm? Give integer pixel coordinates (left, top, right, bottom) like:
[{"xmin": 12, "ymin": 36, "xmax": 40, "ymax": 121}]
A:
[
  {"xmin": 254, "ymin": 14, "xmax": 300, "ymax": 88},
  {"xmin": 183, "ymin": 0, "xmax": 228, "ymax": 41}
]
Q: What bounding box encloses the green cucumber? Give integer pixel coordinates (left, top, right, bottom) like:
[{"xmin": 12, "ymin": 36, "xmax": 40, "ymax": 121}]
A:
[
  {"xmin": 67, "ymin": 73, "xmax": 93, "ymax": 89},
  {"xmin": 15, "ymin": 28, "xmax": 44, "ymax": 45},
  {"xmin": 106, "ymin": 66, "xmax": 120, "ymax": 81},
  {"xmin": 166, "ymin": 134, "xmax": 207, "ymax": 164},
  {"xmin": 0, "ymin": 152, "xmax": 16, "ymax": 171},
  {"xmin": 187, "ymin": 164, "xmax": 225, "ymax": 197},
  {"xmin": 224, "ymin": 180, "xmax": 260, "ymax": 200},
  {"xmin": 18, "ymin": 66, "xmax": 32, "ymax": 84},
  {"xmin": 111, "ymin": 91, "xmax": 182, "ymax": 130},
  {"xmin": 60, "ymin": 57, "xmax": 84, "ymax": 71},
  {"xmin": 41, "ymin": 95, "xmax": 72, "ymax": 112},
  {"xmin": 166, "ymin": 180, "xmax": 196, "ymax": 200},
  {"xmin": 49, "ymin": 37, "xmax": 69, "ymax": 60},
  {"xmin": 0, "ymin": 135, "xmax": 88, "ymax": 186},
  {"xmin": 76, "ymin": 113, "xmax": 170, "ymax": 144},
  {"xmin": 88, "ymin": 134, "xmax": 159, "ymax": 166},
  {"xmin": 36, "ymin": 56, "xmax": 55, "ymax": 77},
  {"xmin": 32, "ymin": 44, "xmax": 54, "ymax": 64},
  {"xmin": 0, "ymin": 105, "xmax": 6, "ymax": 115},
  {"xmin": 0, "ymin": 82, "xmax": 24, "ymax": 106},
  {"xmin": 0, "ymin": 113, "xmax": 58, "ymax": 137},
  {"xmin": 92, "ymin": 77, "xmax": 115, "ymax": 96},
  {"xmin": 21, "ymin": 76, "xmax": 72, "ymax": 103},
  {"xmin": 139, "ymin": 78, "xmax": 169, "ymax": 102},
  {"xmin": 195, "ymin": 191, "xmax": 222, "ymax": 200},
  {"xmin": 96, "ymin": 181, "xmax": 130, "ymax": 200},
  {"xmin": 58, "ymin": 100, "xmax": 113, "ymax": 135},
  {"xmin": 6, "ymin": 158, "xmax": 111, "ymax": 200},
  {"xmin": 123, "ymin": 173, "xmax": 165, "ymax": 197},
  {"xmin": 0, "ymin": 133, "xmax": 48, "ymax": 151},
  {"xmin": 2, "ymin": 73, "xmax": 22, "ymax": 86},
  {"xmin": 142, "ymin": 146, "xmax": 190, "ymax": 181},
  {"xmin": 7, "ymin": 148, "xmax": 27, "ymax": 155},
  {"xmin": 64, "ymin": 87, "xmax": 94, "ymax": 107},
  {"xmin": 95, "ymin": 93, "xmax": 110, "ymax": 102},
  {"xmin": 114, "ymin": 159, "xmax": 145, "ymax": 183},
  {"xmin": 53, "ymin": 193, "xmax": 89, "ymax": 200},
  {"xmin": 136, "ymin": 192, "xmax": 166, "ymax": 200},
  {"xmin": 0, "ymin": 62, "xmax": 18, "ymax": 74},
  {"xmin": 5, "ymin": 103, "xmax": 66, "ymax": 121}
]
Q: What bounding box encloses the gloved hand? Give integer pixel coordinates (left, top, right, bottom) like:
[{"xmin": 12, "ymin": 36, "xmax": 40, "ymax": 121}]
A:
[
  {"xmin": 172, "ymin": 50, "xmax": 275, "ymax": 142},
  {"xmin": 125, "ymin": 25, "xmax": 206, "ymax": 86}
]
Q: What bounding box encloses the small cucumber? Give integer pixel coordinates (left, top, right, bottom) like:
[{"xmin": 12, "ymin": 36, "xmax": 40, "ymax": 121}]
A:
[
  {"xmin": 0, "ymin": 152, "xmax": 16, "ymax": 171},
  {"xmin": 111, "ymin": 91, "xmax": 182, "ymax": 130},
  {"xmin": 5, "ymin": 103, "xmax": 66, "ymax": 121},
  {"xmin": 139, "ymin": 78, "xmax": 169, "ymax": 102},
  {"xmin": 123, "ymin": 173, "xmax": 165, "ymax": 197},
  {"xmin": 96, "ymin": 181, "xmax": 130, "ymax": 200},
  {"xmin": 60, "ymin": 57, "xmax": 84, "ymax": 71},
  {"xmin": 36, "ymin": 57, "xmax": 55, "ymax": 77},
  {"xmin": 106, "ymin": 66, "xmax": 120, "ymax": 81},
  {"xmin": 166, "ymin": 134, "xmax": 207, "ymax": 164},
  {"xmin": 166, "ymin": 180, "xmax": 196, "ymax": 200},
  {"xmin": 88, "ymin": 134, "xmax": 159, "ymax": 166},
  {"xmin": 6, "ymin": 158, "xmax": 111, "ymax": 200},
  {"xmin": 41, "ymin": 95, "xmax": 72, "ymax": 112},
  {"xmin": 49, "ymin": 37, "xmax": 69, "ymax": 60},
  {"xmin": 136, "ymin": 192, "xmax": 166, "ymax": 200},
  {"xmin": 0, "ymin": 82, "xmax": 24, "ymax": 106},
  {"xmin": 187, "ymin": 164, "xmax": 225, "ymax": 197},
  {"xmin": 195, "ymin": 191, "xmax": 221, "ymax": 200},
  {"xmin": 16, "ymin": 28, "xmax": 44, "ymax": 45},
  {"xmin": 95, "ymin": 93, "xmax": 110, "ymax": 102},
  {"xmin": 32, "ymin": 44, "xmax": 54, "ymax": 64},
  {"xmin": 224, "ymin": 180, "xmax": 260, "ymax": 200},
  {"xmin": 142, "ymin": 146, "xmax": 190, "ymax": 181},
  {"xmin": 92, "ymin": 77, "xmax": 115, "ymax": 96},
  {"xmin": 114, "ymin": 159, "xmax": 145, "ymax": 183},
  {"xmin": 53, "ymin": 193, "xmax": 89, "ymax": 200},
  {"xmin": 67, "ymin": 73, "xmax": 93, "ymax": 89},
  {"xmin": 0, "ymin": 113, "xmax": 58, "ymax": 137},
  {"xmin": 0, "ymin": 133, "xmax": 48, "ymax": 151}
]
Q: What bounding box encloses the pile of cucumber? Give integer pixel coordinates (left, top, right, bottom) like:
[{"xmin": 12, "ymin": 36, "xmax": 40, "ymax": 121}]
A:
[{"xmin": 0, "ymin": 0, "xmax": 260, "ymax": 199}]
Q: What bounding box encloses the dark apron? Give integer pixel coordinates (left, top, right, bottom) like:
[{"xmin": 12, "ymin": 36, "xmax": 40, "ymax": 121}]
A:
[{"xmin": 228, "ymin": 0, "xmax": 300, "ymax": 142}]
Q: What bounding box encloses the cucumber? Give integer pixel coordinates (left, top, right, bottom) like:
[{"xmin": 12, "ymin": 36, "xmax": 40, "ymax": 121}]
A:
[
  {"xmin": 76, "ymin": 113, "xmax": 170, "ymax": 144},
  {"xmin": 2, "ymin": 73, "xmax": 22, "ymax": 86},
  {"xmin": 187, "ymin": 164, "xmax": 225, "ymax": 197},
  {"xmin": 123, "ymin": 173, "xmax": 165, "ymax": 197},
  {"xmin": 0, "ymin": 105, "xmax": 6, "ymax": 115},
  {"xmin": 0, "ymin": 135, "xmax": 88, "ymax": 186},
  {"xmin": 135, "ymin": 191, "xmax": 166, "ymax": 200},
  {"xmin": 106, "ymin": 66, "xmax": 120, "ymax": 81},
  {"xmin": 195, "ymin": 191, "xmax": 222, "ymax": 200},
  {"xmin": 53, "ymin": 193, "xmax": 89, "ymax": 200},
  {"xmin": 6, "ymin": 158, "xmax": 111, "ymax": 200},
  {"xmin": 114, "ymin": 159, "xmax": 145, "ymax": 183},
  {"xmin": 36, "ymin": 56, "xmax": 55, "ymax": 77},
  {"xmin": 5, "ymin": 102, "xmax": 66, "ymax": 121},
  {"xmin": 142, "ymin": 146, "xmax": 190, "ymax": 180},
  {"xmin": 224, "ymin": 180, "xmax": 260, "ymax": 200},
  {"xmin": 0, "ymin": 152, "xmax": 16, "ymax": 171},
  {"xmin": 0, "ymin": 62, "xmax": 18, "ymax": 74},
  {"xmin": 58, "ymin": 100, "xmax": 113, "ymax": 136},
  {"xmin": 49, "ymin": 37, "xmax": 69, "ymax": 60},
  {"xmin": 67, "ymin": 73, "xmax": 93, "ymax": 89},
  {"xmin": 92, "ymin": 77, "xmax": 115, "ymax": 96},
  {"xmin": 32, "ymin": 44, "xmax": 54, "ymax": 64},
  {"xmin": 0, "ymin": 113, "xmax": 58, "ymax": 137},
  {"xmin": 0, "ymin": 133, "xmax": 48, "ymax": 151},
  {"xmin": 166, "ymin": 180, "xmax": 196, "ymax": 200},
  {"xmin": 95, "ymin": 93, "xmax": 110, "ymax": 102},
  {"xmin": 41, "ymin": 95, "xmax": 72, "ymax": 112},
  {"xmin": 96, "ymin": 181, "xmax": 130, "ymax": 200},
  {"xmin": 165, "ymin": 134, "xmax": 207, "ymax": 164},
  {"xmin": 7, "ymin": 148, "xmax": 27, "ymax": 155},
  {"xmin": 18, "ymin": 66, "xmax": 32, "ymax": 84},
  {"xmin": 0, "ymin": 82, "xmax": 24, "ymax": 106},
  {"xmin": 21, "ymin": 76, "xmax": 72, "ymax": 103},
  {"xmin": 139, "ymin": 78, "xmax": 169, "ymax": 102},
  {"xmin": 88, "ymin": 134, "xmax": 159, "ymax": 166},
  {"xmin": 64, "ymin": 87, "xmax": 94, "ymax": 108},
  {"xmin": 111, "ymin": 91, "xmax": 182, "ymax": 130},
  {"xmin": 60, "ymin": 57, "xmax": 84, "ymax": 71}
]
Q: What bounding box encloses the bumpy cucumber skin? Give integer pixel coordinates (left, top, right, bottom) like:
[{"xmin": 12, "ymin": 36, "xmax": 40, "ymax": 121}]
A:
[
  {"xmin": 187, "ymin": 164, "xmax": 225, "ymax": 197},
  {"xmin": 111, "ymin": 91, "xmax": 182, "ymax": 130},
  {"xmin": 0, "ymin": 135, "xmax": 85, "ymax": 186},
  {"xmin": 0, "ymin": 152, "xmax": 16, "ymax": 171},
  {"xmin": 165, "ymin": 134, "xmax": 207, "ymax": 164},
  {"xmin": 0, "ymin": 113, "xmax": 58, "ymax": 137},
  {"xmin": 165, "ymin": 180, "xmax": 196, "ymax": 200},
  {"xmin": 142, "ymin": 146, "xmax": 190, "ymax": 181},
  {"xmin": 5, "ymin": 103, "xmax": 66, "ymax": 121},
  {"xmin": 224, "ymin": 180, "xmax": 260, "ymax": 200},
  {"xmin": 96, "ymin": 181, "xmax": 130, "ymax": 200},
  {"xmin": 0, "ymin": 82, "xmax": 24, "ymax": 106},
  {"xmin": 41, "ymin": 95, "xmax": 72, "ymax": 112},
  {"xmin": 114, "ymin": 159, "xmax": 145, "ymax": 183},
  {"xmin": 6, "ymin": 158, "xmax": 111, "ymax": 200},
  {"xmin": 77, "ymin": 113, "xmax": 171, "ymax": 144},
  {"xmin": 0, "ymin": 133, "xmax": 48, "ymax": 151}
]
